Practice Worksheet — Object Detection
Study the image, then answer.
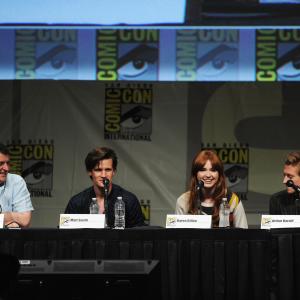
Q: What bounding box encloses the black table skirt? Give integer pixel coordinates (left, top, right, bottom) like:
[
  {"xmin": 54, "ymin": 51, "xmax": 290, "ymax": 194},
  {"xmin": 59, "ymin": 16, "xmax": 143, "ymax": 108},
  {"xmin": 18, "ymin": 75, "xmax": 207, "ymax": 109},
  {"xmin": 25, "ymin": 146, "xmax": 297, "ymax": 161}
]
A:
[{"xmin": 0, "ymin": 227, "xmax": 274, "ymax": 300}]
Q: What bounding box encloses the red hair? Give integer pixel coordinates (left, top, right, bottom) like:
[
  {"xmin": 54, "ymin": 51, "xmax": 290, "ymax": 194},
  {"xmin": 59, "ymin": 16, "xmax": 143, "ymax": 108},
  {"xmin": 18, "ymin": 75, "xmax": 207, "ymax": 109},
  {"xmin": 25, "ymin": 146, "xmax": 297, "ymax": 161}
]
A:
[{"xmin": 188, "ymin": 149, "xmax": 227, "ymax": 226}]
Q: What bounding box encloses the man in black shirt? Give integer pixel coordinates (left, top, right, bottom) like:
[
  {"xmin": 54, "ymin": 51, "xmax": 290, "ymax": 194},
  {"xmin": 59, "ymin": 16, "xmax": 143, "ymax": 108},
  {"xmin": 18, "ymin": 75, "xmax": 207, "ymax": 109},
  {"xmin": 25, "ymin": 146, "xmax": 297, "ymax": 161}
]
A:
[
  {"xmin": 269, "ymin": 151, "xmax": 300, "ymax": 214},
  {"xmin": 64, "ymin": 147, "xmax": 145, "ymax": 228}
]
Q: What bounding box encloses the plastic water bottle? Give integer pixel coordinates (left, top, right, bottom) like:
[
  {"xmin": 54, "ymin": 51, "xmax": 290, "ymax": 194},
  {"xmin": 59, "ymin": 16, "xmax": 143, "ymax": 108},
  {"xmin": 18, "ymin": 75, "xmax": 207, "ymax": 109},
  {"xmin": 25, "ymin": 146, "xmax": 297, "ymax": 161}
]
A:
[
  {"xmin": 219, "ymin": 197, "xmax": 230, "ymax": 228},
  {"xmin": 89, "ymin": 197, "xmax": 99, "ymax": 214},
  {"xmin": 114, "ymin": 196, "xmax": 125, "ymax": 229}
]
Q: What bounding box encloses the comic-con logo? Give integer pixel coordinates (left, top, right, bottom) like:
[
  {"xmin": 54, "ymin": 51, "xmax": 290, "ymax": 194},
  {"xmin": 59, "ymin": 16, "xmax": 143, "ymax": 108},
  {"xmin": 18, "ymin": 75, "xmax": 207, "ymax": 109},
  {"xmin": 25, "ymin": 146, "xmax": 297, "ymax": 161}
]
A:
[
  {"xmin": 96, "ymin": 29, "xmax": 159, "ymax": 81},
  {"xmin": 140, "ymin": 199, "xmax": 151, "ymax": 225},
  {"xmin": 8, "ymin": 142, "xmax": 54, "ymax": 198},
  {"xmin": 176, "ymin": 29, "xmax": 239, "ymax": 81},
  {"xmin": 60, "ymin": 216, "xmax": 71, "ymax": 226},
  {"xmin": 104, "ymin": 83, "xmax": 152, "ymax": 141},
  {"xmin": 15, "ymin": 30, "xmax": 77, "ymax": 79},
  {"xmin": 261, "ymin": 216, "xmax": 272, "ymax": 226},
  {"xmin": 166, "ymin": 216, "xmax": 176, "ymax": 227},
  {"xmin": 256, "ymin": 29, "xmax": 300, "ymax": 81}
]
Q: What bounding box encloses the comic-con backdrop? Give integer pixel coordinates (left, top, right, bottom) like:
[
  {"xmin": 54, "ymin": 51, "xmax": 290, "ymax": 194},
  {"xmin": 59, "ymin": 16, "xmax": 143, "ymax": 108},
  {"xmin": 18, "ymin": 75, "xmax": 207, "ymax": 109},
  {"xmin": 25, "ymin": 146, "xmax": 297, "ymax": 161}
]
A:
[
  {"xmin": 1, "ymin": 28, "xmax": 300, "ymax": 81},
  {"xmin": 1, "ymin": 28, "xmax": 300, "ymax": 226},
  {"xmin": 0, "ymin": 80, "xmax": 298, "ymax": 227}
]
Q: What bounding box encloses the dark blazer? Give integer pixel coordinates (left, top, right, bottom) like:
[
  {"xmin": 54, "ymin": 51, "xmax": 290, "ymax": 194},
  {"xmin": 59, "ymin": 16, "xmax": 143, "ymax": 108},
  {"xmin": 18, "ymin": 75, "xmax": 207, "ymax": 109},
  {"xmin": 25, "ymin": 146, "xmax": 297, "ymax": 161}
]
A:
[
  {"xmin": 269, "ymin": 190, "xmax": 300, "ymax": 214},
  {"xmin": 65, "ymin": 184, "xmax": 145, "ymax": 228}
]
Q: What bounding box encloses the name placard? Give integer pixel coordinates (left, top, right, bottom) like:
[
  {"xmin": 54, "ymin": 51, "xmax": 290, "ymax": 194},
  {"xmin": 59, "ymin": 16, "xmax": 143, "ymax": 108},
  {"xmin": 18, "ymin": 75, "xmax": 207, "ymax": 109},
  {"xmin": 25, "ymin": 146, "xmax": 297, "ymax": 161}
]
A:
[
  {"xmin": 165, "ymin": 214, "xmax": 212, "ymax": 229},
  {"xmin": 59, "ymin": 214, "xmax": 105, "ymax": 229},
  {"xmin": 261, "ymin": 214, "xmax": 300, "ymax": 229}
]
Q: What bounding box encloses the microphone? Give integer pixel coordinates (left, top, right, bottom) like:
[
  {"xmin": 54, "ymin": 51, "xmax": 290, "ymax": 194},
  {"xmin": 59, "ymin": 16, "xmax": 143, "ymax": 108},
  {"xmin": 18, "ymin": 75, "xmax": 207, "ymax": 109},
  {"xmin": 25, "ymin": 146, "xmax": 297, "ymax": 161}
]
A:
[
  {"xmin": 103, "ymin": 178, "xmax": 110, "ymax": 194},
  {"xmin": 286, "ymin": 180, "xmax": 300, "ymax": 193},
  {"xmin": 103, "ymin": 178, "xmax": 110, "ymax": 217},
  {"xmin": 103, "ymin": 178, "xmax": 110, "ymax": 187},
  {"xmin": 196, "ymin": 180, "xmax": 204, "ymax": 191}
]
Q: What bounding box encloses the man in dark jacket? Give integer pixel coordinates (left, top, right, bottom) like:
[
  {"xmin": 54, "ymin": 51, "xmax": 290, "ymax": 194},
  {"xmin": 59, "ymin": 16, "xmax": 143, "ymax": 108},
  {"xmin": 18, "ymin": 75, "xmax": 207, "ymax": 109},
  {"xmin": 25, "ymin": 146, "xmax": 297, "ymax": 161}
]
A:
[
  {"xmin": 269, "ymin": 151, "xmax": 300, "ymax": 214},
  {"xmin": 64, "ymin": 147, "xmax": 145, "ymax": 228}
]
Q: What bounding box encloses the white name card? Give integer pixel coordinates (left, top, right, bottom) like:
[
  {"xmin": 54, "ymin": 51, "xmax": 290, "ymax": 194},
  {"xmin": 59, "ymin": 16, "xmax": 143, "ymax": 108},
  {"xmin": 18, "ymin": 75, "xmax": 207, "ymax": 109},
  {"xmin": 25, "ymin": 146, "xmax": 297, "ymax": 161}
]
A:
[
  {"xmin": 165, "ymin": 214, "xmax": 212, "ymax": 229},
  {"xmin": 0, "ymin": 214, "xmax": 3, "ymax": 228},
  {"xmin": 261, "ymin": 214, "xmax": 300, "ymax": 229},
  {"xmin": 59, "ymin": 214, "xmax": 105, "ymax": 229}
]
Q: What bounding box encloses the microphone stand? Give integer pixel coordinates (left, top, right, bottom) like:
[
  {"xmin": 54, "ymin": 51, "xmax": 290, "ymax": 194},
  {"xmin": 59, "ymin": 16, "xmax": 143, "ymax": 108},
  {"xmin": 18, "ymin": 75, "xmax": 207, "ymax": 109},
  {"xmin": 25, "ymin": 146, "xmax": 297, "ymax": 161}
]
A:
[
  {"xmin": 286, "ymin": 180, "xmax": 300, "ymax": 214},
  {"xmin": 103, "ymin": 179, "xmax": 109, "ymax": 227},
  {"xmin": 197, "ymin": 192, "xmax": 201, "ymax": 214},
  {"xmin": 196, "ymin": 181, "xmax": 203, "ymax": 215}
]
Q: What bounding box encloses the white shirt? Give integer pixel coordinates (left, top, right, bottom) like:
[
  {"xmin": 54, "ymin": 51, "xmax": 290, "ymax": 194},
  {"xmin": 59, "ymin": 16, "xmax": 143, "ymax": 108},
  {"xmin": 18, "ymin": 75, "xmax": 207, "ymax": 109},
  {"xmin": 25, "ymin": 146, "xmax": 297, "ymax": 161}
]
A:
[{"xmin": 0, "ymin": 173, "xmax": 34, "ymax": 212}]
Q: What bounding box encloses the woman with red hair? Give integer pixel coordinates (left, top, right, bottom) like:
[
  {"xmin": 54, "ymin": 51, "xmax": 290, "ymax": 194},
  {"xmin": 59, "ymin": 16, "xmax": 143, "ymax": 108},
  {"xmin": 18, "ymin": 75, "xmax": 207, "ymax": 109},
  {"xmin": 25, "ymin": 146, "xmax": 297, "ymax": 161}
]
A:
[{"xmin": 175, "ymin": 149, "xmax": 248, "ymax": 228}]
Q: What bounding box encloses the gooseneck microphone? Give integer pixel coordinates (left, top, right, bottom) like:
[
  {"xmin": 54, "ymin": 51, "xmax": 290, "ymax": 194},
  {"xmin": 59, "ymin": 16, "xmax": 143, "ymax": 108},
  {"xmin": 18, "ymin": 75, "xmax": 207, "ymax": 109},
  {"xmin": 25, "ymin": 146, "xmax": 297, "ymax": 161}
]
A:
[
  {"xmin": 103, "ymin": 178, "xmax": 110, "ymax": 190},
  {"xmin": 196, "ymin": 180, "xmax": 204, "ymax": 214},
  {"xmin": 286, "ymin": 180, "xmax": 300, "ymax": 193},
  {"xmin": 103, "ymin": 178, "xmax": 110, "ymax": 221},
  {"xmin": 196, "ymin": 180, "xmax": 204, "ymax": 191},
  {"xmin": 287, "ymin": 179, "xmax": 300, "ymax": 213}
]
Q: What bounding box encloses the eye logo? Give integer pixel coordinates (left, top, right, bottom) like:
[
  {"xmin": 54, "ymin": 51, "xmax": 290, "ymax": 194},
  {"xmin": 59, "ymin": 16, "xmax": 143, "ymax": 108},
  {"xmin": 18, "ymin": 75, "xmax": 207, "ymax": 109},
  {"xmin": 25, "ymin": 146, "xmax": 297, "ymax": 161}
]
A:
[
  {"xmin": 22, "ymin": 161, "xmax": 53, "ymax": 186},
  {"xmin": 166, "ymin": 216, "xmax": 176, "ymax": 227},
  {"xmin": 120, "ymin": 105, "xmax": 152, "ymax": 130},
  {"xmin": 118, "ymin": 44, "xmax": 158, "ymax": 80},
  {"xmin": 197, "ymin": 44, "xmax": 238, "ymax": 80},
  {"xmin": 35, "ymin": 44, "xmax": 77, "ymax": 79},
  {"xmin": 9, "ymin": 143, "xmax": 54, "ymax": 198},
  {"xmin": 277, "ymin": 44, "xmax": 300, "ymax": 81},
  {"xmin": 261, "ymin": 217, "xmax": 272, "ymax": 226},
  {"xmin": 60, "ymin": 216, "xmax": 70, "ymax": 226},
  {"xmin": 225, "ymin": 165, "xmax": 248, "ymax": 188},
  {"xmin": 104, "ymin": 83, "xmax": 153, "ymax": 141}
]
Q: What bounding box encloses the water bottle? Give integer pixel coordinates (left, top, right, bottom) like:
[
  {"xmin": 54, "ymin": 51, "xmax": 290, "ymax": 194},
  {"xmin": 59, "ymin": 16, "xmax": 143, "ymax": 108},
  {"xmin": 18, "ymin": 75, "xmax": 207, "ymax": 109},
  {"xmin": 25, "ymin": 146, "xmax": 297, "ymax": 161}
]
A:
[
  {"xmin": 114, "ymin": 196, "xmax": 125, "ymax": 229},
  {"xmin": 219, "ymin": 197, "xmax": 230, "ymax": 228},
  {"xmin": 89, "ymin": 197, "xmax": 99, "ymax": 214}
]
